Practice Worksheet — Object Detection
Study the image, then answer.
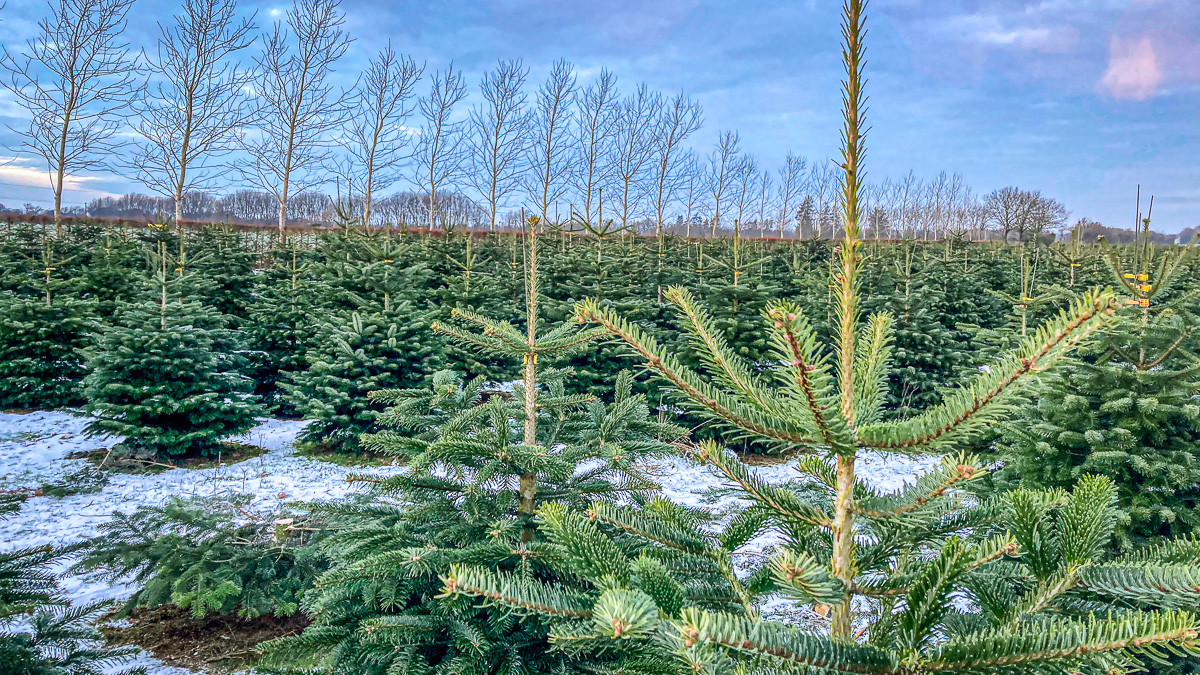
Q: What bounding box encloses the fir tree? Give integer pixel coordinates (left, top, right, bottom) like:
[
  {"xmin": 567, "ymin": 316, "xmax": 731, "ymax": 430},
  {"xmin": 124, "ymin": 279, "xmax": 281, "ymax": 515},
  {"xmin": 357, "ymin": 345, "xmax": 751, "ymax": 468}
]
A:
[
  {"xmin": 996, "ymin": 208, "xmax": 1200, "ymax": 547},
  {"xmin": 430, "ymin": 5, "xmax": 1200, "ymax": 673},
  {"xmin": 431, "ymin": 215, "xmax": 610, "ymax": 536},
  {"xmin": 76, "ymin": 496, "xmax": 325, "ymax": 620},
  {"xmin": 189, "ymin": 227, "xmax": 258, "ymax": 324},
  {"xmin": 84, "ymin": 228, "xmax": 261, "ymax": 458},
  {"xmin": 284, "ymin": 235, "xmax": 445, "ymax": 452},
  {"xmin": 264, "ymin": 368, "xmax": 680, "ymax": 675},
  {"xmin": 246, "ymin": 242, "xmax": 319, "ymax": 415},
  {"xmin": 0, "ymin": 495, "xmax": 144, "ymax": 675},
  {"xmin": 0, "ymin": 240, "xmax": 96, "ymax": 409}
]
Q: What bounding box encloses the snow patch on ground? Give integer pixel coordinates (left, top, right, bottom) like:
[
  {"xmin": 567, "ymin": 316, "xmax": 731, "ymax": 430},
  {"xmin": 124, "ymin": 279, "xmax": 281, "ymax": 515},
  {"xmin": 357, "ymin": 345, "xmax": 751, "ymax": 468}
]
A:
[{"xmin": 0, "ymin": 410, "xmax": 939, "ymax": 673}]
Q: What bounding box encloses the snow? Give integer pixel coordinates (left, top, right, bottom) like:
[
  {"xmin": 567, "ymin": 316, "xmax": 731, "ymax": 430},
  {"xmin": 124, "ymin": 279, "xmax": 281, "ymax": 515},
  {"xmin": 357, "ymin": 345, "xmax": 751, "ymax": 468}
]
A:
[{"xmin": 0, "ymin": 410, "xmax": 939, "ymax": 673}]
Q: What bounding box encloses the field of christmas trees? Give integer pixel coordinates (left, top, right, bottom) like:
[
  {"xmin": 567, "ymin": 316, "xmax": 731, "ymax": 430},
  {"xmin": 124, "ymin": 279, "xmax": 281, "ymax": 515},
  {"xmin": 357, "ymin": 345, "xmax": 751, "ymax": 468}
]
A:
[{"xmin": 4, "ymin": 1, "xmax": 1200, "ymax": 674}]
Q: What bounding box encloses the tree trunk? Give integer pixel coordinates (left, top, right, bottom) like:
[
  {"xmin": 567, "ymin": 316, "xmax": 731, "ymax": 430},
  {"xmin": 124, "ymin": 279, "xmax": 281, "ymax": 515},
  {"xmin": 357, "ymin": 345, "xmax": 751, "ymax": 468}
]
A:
[
  {"xmin": 830, "ymin": 453, "xmax": 857, "ymax": 639},
  {"xmin": 519, "ymin": 218, "xmax": 540, "ymax": 542}
]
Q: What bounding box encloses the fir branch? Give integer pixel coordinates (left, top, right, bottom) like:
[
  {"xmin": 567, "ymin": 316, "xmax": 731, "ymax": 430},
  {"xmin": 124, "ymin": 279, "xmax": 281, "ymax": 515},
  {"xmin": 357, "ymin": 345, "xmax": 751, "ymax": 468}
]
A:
[
  {"xmin": 917, "ymin": 611, "xmax": 1200, "ymax": 674},
  {"xmin": 440, "ymin": 564, "xmax": 594, "ymax": 619},
  {"xmin": 671, "ymin": 607, "xmax": 897, "ymax": 675},
  {"xmin": 857, "ymin": 289, "xmax": 1116, "ymax": 451},
  {"xmin": 686, "ymin": 441, "xmax": 833, "ymax": 528},
  {"xmin": 575, "ymin": 298, "xmax": 819, "ymax": 448}
]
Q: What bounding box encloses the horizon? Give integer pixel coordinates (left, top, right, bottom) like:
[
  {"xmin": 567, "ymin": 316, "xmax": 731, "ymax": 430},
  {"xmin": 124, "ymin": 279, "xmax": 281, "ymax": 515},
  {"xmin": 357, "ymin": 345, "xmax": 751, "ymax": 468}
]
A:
[{"xmin": 0, "ymin": 0, "xmax": 1197, "ymax": 233}]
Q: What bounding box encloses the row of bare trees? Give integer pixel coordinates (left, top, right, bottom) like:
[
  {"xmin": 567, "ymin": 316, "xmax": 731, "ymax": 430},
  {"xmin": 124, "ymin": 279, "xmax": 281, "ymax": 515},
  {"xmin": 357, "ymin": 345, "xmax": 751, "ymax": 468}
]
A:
[{"xmin": 0, "ymin": 0, "xmax": 1071, "ymax": 241}]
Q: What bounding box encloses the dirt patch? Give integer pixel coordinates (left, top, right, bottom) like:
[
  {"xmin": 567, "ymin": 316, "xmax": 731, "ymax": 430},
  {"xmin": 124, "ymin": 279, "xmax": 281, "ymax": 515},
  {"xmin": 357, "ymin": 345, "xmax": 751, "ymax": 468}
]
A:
[
  {"xmin": 295, "ymin": 443, "xmax": 403, "ymax": 468},
  {"xmin": 101, "ymin": 604, "xmax": 308, "ymax": 673},
  {"xmin": 68, "ymin": 440, "xmax": 270, "ymax": 474}
]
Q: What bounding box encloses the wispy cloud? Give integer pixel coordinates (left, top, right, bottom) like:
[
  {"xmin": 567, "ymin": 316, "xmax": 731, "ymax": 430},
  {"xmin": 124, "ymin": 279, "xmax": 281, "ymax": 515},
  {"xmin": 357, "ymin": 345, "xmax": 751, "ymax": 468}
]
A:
[{"xmin": 1099, "ymin": 34, "xmax": 1162, "ymax": 100}]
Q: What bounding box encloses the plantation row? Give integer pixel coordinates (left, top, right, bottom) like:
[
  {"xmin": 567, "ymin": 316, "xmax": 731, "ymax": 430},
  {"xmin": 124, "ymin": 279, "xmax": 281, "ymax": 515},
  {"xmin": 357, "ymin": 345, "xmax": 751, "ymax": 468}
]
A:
[
  {"xmin": 3, "ymin": 220, "xmax": 1094, "ymax": 448},
  {"xmin": 4, "ymin": 214, "xmax": 1199, "ymax": 674}
]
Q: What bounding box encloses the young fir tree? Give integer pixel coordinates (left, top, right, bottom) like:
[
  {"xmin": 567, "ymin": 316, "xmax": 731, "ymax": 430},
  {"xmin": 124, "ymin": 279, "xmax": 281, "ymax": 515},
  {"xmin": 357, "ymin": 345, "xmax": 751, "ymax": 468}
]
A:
[
  {"xmin": 188, "ymin": 227, "xmax": 258, "ymax": 325},
  {"xmin": 284, "ymin": 234, "xmax": 445, "ymax": 453},
  {"xmin": 995, "ymin": 208, "xmax": 1200, "ymax": 548},
  {"xmin": 0, "ymin": 495, "xmax": 144, "ymax": 675},
  {"xmin": 76, "ymin": 496, "xmax": 326, "ymax": 620},
  {"xmin": 861, "ymin": 246, "xmax": 966, "ymax": 417},
  {"xmin": 264, "ymin": 220, "xmax": 682, "ymax": 672},
  {"xmin": 83, "ymin": 226, "xmax": 261, "ymax": 459},
  {"xmin": 430, "ymin": 215, "xmax": 612, "ymax": 536},
  {"xmin": 0, "ymin": 240, "xmax": 97, "ymax": 409},
  {"xmin": 436, "ymin": 4, "xmax": 1200, "ymax": 673},
  {"xmin": 246, "ymin": 241, "xmax": 320, "ymax": 416}
]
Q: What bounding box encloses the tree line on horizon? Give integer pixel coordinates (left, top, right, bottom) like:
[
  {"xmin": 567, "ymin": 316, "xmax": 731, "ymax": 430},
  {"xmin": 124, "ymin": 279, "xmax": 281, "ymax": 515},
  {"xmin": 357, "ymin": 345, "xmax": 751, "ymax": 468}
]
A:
[{"xmin": 0, "ymin": 0, "xmax": 1123, "ymax": 243}]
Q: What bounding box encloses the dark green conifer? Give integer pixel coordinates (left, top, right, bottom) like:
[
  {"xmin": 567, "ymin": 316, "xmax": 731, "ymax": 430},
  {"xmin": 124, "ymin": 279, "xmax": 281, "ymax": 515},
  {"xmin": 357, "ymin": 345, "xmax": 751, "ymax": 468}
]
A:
[{"xmin": 83, "ymin": 227, "xmax": 260, "ymax": 458}]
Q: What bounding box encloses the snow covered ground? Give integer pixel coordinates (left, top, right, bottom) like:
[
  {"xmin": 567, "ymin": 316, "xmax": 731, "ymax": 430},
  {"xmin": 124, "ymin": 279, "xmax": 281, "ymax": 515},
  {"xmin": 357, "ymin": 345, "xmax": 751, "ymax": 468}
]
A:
[{"xmin": 0, "ymin": 410, "xmax": 938, "ymax": 674}]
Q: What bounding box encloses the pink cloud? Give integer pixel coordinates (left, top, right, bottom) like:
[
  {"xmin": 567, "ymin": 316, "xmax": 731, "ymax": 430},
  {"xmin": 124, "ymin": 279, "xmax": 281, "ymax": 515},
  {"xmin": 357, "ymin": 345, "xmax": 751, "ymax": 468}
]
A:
[{"xmin": 1099, "ymin": 34, "xmax": 1163, "ymax": 100}]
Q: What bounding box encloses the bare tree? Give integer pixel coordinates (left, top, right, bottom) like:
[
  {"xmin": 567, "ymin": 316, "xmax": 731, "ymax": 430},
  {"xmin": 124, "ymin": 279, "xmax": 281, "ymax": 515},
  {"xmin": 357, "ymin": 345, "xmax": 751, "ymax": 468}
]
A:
[
  {"xmin": 754, "ymin": 169, "xmax": 774, "ymax": 237},
  {"xmin": 647, "ymin": 91, "xmax": 702, "ymax": 239},
  {"xmin": 128, "ymin": 0, "xmax": 256, "ymax": 224},
  {"xmin": 525, "ymin": 59, "xmax": 576, "ymax": 224},
  {"xmin": 0, "ymin": 0, "xmax": 137, "ymax": 231},
  {"xmin": 984, "ymin": 186, "xmax": 1068, "ymax": 243},
  {"xmin": 731, "ymin": 154, "xmax": 757, "ymax": 232},
  {"xmin": 569, "ymin": 69, "xmax": 618, "ymax": 228},
  {"xmin": 807, "ymin": 161, "xmax": 839, "ymax": 239},
  {"xmin": 344, "ymin": 44, "xmax": 423, "ymax": 227},
  {"xmin": 467, "ymin": 59, "xmax": 528, "ymax": 230},
  {"xmin": 774, "ymin": 152, "xmax": 805, "ymax": 237},
  {"xmin": 413, "ymin": 64, "xmax": 468, "ymax": 230},
  {"xmin": 241, "ymin": 0, "xmax": 351, "ymax": 236},
  {"xmin": 895, "ymin": 170, "xmax": 921, "ymax": 239},
  {"xmin": 680, "ymin": 155, "xmax": 704, "ymax": 238},
  {"xmin": 609, "ymin": 83, "xmax": 662, "ymax": 232},
  {"xmin": 706, "ymin": 130, "xmax": 741, "ymax": 236}
]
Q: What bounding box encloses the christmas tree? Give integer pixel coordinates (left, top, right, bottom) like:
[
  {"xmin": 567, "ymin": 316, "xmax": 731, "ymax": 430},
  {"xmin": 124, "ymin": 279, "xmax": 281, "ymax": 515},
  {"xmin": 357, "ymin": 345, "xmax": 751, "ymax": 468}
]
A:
[
  {"xmin": 435, "ymin": 4, "xmax": 1200, "ymax": 673},
  {"xmin": 246, "ymin": 241, "xmax": 320, "ymax": 415},
  {"xmin": 284, "ymin": 233, "xmax": 445, "ymax": 452},
  {"xmin": 0, "ymin": 239, "xmax": 96, "ymax": 409},
  {"xmin": 264, "ymin": 366, "xmax": 681, "ymax": 675},
  {"xmin": 83, "ymin": 227, "xmax": 261, "ymax": 459},
  {"xmin": 996, "ymin": 205, "xmax": 1200, "ymax": 548}
]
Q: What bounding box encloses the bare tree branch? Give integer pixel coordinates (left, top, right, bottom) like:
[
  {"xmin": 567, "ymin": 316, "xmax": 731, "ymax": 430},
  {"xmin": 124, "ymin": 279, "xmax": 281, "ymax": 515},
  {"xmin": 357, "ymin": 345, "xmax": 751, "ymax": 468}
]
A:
[
  {"xmin": 467, "ymin": 59, "xmax": 528, "ymax": 230},
  {"xmin": 0, "ymin": 0, "xmax": 138, "ymax": 231},
  {"xmin": 128, "ymin": 0, "xmax": 257, "ymax": 224},
  {"xmin": 239, "ymin": 0, "xmax": 351, "ymax": 236}
]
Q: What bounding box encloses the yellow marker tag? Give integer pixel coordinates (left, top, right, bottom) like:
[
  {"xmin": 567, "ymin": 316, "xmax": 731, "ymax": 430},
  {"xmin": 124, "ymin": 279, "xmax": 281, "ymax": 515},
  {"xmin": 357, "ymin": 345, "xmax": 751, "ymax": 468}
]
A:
[
  {"xmin": 1138, "ymin": 298, "xmax": 1150, "ymax": 307},
  {"xmin": 1124, "ymin": 273, "xmax": 1135, "ymax": 279},
  {"xmin": 1137, "ymin": 274, "xmax": 1149, "ymax": 281},
  {"xmin": 1140, "ymin": 284, "xmax": 1151, "ymax": 292}
]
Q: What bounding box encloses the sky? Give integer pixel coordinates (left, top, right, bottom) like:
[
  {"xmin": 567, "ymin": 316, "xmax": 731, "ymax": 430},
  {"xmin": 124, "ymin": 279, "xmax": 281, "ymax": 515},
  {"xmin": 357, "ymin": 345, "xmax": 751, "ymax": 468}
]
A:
[{"xmin": 0, "ymin": 0, "xmax": 1197, "ymax": 232}]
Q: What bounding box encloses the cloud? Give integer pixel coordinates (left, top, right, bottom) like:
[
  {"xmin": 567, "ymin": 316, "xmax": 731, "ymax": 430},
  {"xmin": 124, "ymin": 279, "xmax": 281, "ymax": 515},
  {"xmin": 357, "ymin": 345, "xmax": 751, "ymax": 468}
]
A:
[
  {"xmin": 1099, "ymin": 34, "xmax": 1163, "ymax": 100},
  {"xmin": 0, "ymin": 157, "xmax": 117, "ymax": 199}
]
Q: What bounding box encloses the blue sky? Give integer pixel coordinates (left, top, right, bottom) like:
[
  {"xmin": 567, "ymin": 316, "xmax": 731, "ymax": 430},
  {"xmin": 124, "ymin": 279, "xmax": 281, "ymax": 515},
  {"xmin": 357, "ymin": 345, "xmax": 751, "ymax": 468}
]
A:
[{"xmin": 1, "ymin": 0, "xmax": 1197, "ymax": 232}]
